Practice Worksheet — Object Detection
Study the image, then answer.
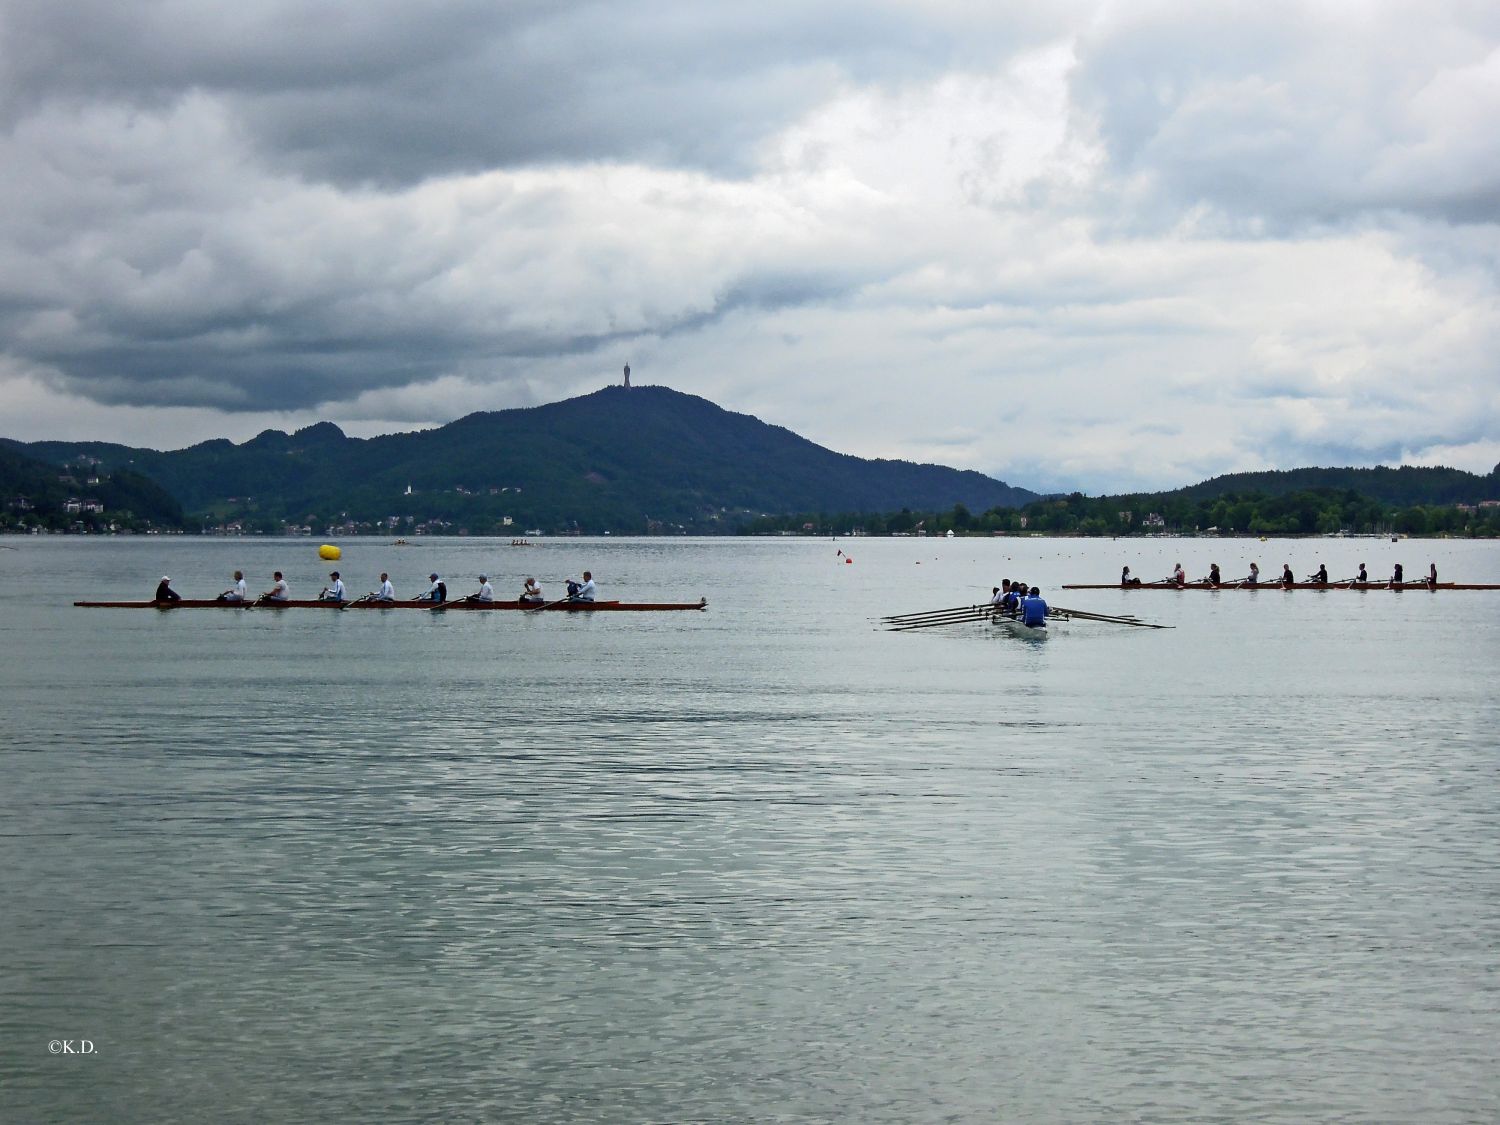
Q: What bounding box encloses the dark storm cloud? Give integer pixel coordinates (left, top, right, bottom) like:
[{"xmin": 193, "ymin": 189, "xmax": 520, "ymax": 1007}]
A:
[{"xmin": 1, "ymin": 0, "xmax": 1055, "ymax": 184}]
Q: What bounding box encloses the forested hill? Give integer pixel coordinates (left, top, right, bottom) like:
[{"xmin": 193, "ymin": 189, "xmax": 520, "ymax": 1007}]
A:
[
  {"xmin": 2, "ymin": 385, "xmax": 1039, "ymax": 532},
  {"xmin": 1170, "ymin": 465, "xmax": 1500, "ymax": 507},
  {"xmin": 0, "ymin": 444, "xmax": 184, "ymax": 531}
]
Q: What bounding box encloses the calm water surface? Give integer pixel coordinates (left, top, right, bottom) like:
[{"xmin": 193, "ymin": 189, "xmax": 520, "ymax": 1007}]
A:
[{"xmin": 3, "ymin": 535, "xmax": 1498, "ymax": 1122}]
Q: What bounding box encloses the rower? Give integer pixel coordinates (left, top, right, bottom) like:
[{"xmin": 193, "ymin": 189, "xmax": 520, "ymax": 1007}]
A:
[
  {"xmin": 1172, "ymin": 562, "xmax": 1186, "ymax": 587},
  {"xmin": 999, "ymin": 581, "xmax": 1022, "ymax": 617},
  {"xmin": 1427, "ymin": 562, "xmax": 1438, "ymax": 590},
  {"xmin": 1020, "ymin": 585, "xmax": 1048, "ymax": 628},
  {"xmin": 154, "ymin": 575, "xmax": 182, "ymax": 603},
  {"xmin": 1356, "ymin": 563, "xmax": 1368, "ymax": 583},
  {"xmin": 217, "ymin": 570, "xmax": 247, "ymax": 602},
  {"xmin": 1245, "ymin": 562, "xmax": 1260, "ymax": 586},
  {"xmin": 1281, "ymin": 563, "xmax": 1295, "ymax": 587},
  {"xmin": 465, "ymin": 575, "xmax": 494, "ymax": 603},
  {"xmin": 520, "ymin": 577, "xmax": 543, "ymax": 603},
  {"xmin": 990, "ymin": 580, "xmax": 1010, "ymax": 607},
  {"xmin": 1308, "ymin": 564, "xmax": 1328, "ymax": 585},
  {"xmin": 376, "ymin": 573, "xmax": 395, "ymax": 602},
  {"xmin": 320, "ymin": 571, "xmax": 346, "ymax": 602},
  {"xmin": 1392, "ymin": 563, "xmax": 1404, "ymax": 586},
  {"xmin": 575, "ymin": 571, "xmax": 597, "ymax": 602},
  {"xmin": 421, "ymin": 573, "xmax": 447, "ymax": 603},
  {"xmin": 261, "ymin": 571, "xmax": 290, "ymax": 602},
  {"xmin": 1207, "ymin": 563, "xmax": 1221, "ymax": 587}
]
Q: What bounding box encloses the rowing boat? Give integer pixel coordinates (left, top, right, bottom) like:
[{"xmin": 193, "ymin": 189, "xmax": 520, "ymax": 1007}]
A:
[
  {"xmin": 993, "ymin": 615, "xmax": 1051, "ymax": 638},
  {"xmin": 74, "ymin": 597, "xmax": 709, "ymax": 611},
  {"xmin": 1061, "ymin": 581, "xmax": 1497, "ymax": 591}
]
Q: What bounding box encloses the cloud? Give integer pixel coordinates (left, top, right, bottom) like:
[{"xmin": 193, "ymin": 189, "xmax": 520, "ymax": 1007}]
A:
[
  {"xmin": 1072, "ymin": 1, "xmax": 1500, "ymax": 230},
  {"xmin": 0, "ymin": 0, "xmax": 1497, "ymax": 492}
]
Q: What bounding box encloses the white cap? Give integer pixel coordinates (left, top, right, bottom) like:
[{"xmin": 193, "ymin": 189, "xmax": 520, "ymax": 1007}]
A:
[{"xmin": 161, "ymin": 575, "xmax": 170, "ymax": 582}]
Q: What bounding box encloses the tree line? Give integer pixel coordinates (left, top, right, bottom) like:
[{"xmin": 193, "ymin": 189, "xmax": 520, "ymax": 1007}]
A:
[{"xmin": 737, "ymin": 487, "xmax": 1500, "ymax": 538}]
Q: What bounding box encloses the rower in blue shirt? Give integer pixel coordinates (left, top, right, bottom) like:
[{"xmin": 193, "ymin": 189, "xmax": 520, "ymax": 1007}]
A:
[
  {"xmin": 999, "ymin": 579, "xmax": 1022, "ymax": 617},
  {"xmin": 1021, "ymin": 586, "xmax": 1048, "ymax": 628}
]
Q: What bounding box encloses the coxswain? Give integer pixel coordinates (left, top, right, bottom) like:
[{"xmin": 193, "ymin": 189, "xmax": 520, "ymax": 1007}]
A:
[
  {"xmin": 1020, "ymin": 586, "xmax": 1048, "ymax": 628},
  {"xmin": 1392, "ymin": 563, "xmax": 1404, "ymax": 586},
  {"xmin": 421, "ymin": 573, "xmax": 447, "ymax": 603},
  {"xmin": 261, "ymin": 571, "xmax": 290, "ymax": 602},
  {"xmin": 320, "ymin": 571, "xmax": 346, "ymax": 602},
  {"xmin": 1207, "ymin": 563, "xmax": 1221, "ymax": 587},
  {"xmin": 155, "ymin": 575, "xmax": 182, "ymax": 603},
  {"xmin": 1308, "ymin": 564, "xmax": 1328, "ymax": 585},
  {"xmin": 1245, "ymin": 562, "xmax": 1260, "ymax": 586},
  {"xmin": 1172, "ymin": 562, "xmax": 1186, "ymax": 587},
  {"xmin": 520, "ymin": 577, "xmax": 543, "ymax": 603},
  {"xmin": 376, "ymin": 573, "xmax": 395, "ymax": 602},
  {"xmin": 466, "ymin": 575, "xmax": 494, "ymax": 603},
  {"xmin": 575, "ymin": 571, "xmax": 597, "ymax": 602},
  {"xmin": 217, "ymin": 570, "xmax": 247, "ymax": 602},
  {"xmin": 1356, "ymin": 563, "xmax": 1368, "ymax": 583}
]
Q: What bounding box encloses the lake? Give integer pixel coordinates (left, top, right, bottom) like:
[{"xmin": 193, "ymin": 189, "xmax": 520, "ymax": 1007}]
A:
[{"xmin": 3, "ymin": 534, "xmax": 1498, "ymax": 1122}]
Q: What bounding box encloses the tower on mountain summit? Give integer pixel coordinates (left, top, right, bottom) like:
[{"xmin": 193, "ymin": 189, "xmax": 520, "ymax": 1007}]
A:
[{"xmin": 623, "ymin": 362, "xmax": 631, "ymax": 388}]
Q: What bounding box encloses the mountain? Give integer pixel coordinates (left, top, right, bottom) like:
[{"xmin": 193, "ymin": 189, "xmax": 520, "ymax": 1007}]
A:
[
  {"xmin": 1165, "ymin": 465, "xmax": 1500, "ymax": 507},
  {"xmin": 0, "ymin": 444, "xmax": 185, "ymax": 531},
  {"xmin": 2, "ymin": 385, "xmax": 1039, "ymax": 532}
]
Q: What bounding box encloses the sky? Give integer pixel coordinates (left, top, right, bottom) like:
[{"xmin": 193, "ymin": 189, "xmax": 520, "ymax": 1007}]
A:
[{"xmin": 1, "ymin": 0, "xmax": 1497, "ymax": 494}]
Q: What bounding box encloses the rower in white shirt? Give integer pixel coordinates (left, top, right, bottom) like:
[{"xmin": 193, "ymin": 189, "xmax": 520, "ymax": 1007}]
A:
[
  {"xmin": 520, "ymin": 577, "xmax": 543, "ymax": 603},
  {"xmin": 574, "ymin": 571, "xmax": 597, "ymax": 602},
  {"xmin": 260, "ymin": 571, "xmax": 290, "ymax": 602},
  {"xmin": 320, "ymin": 571, "xmax": 346, "ymax": 602},
  {"xmin": 217, "ymin": 570, "xmax": 247, "ymax": 603},
  {"xmin": 376, "ymin": 573, "xmax": 395, "ymax": 601},
  {"xmin": 465, "ymin": 575, "xmax": 494, "ymax": 603}
]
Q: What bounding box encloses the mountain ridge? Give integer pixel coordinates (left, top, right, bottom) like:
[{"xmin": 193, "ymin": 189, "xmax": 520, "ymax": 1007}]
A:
[{"xmin": 3, "ymin": 385, "xmax": 1040, "ymax": 532}]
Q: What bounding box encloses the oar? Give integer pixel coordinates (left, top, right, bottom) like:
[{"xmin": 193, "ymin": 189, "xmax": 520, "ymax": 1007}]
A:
[
  {"xmin": 884, "ymin": 607, "xmax": 996, "ymax": 629},
  {"xmin": 886, "ymin": 604, "xmax": 993, "ymax": 622},
  {"xmin": 887, "ymin": 607, "xmax": 994, "ymax": 626},
  {"xmin": 882, "ymin": 603, "xmax": 982, "ymax": 622},
  {"xmin": 339, "ymin": 592, "xmax": 376, "ymax": 610},
  {"xmin": 1050, "ymin": 604, "xmax": 1172, "ymax": 629},
  {"xmin": 434, "ymin": 595, "xmax": 497, "ymax": 612},
  {"xmin": 527, "ymin": 596, "xmax": 573, "ymax": 614},
  {"xmin": 888, "ymin": 613, "xmax": 994, "ymax": 632}
]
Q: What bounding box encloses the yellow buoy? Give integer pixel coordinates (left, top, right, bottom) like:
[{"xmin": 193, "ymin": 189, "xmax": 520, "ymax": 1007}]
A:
[{"xmin": 318, "ymin": 544, "xmax": 342, "ymax": 561}]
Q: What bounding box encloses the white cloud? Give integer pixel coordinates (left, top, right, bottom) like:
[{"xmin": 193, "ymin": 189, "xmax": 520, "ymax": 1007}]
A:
[{"xmin": 0, "ymin": 0, "xmax": 1496, "ymax": 492}]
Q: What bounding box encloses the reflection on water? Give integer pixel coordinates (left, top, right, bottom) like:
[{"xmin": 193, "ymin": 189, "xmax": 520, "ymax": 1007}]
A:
[{"xmin": 3, "ymin": 536, "xmax": 1499, "ymax": 1122}]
